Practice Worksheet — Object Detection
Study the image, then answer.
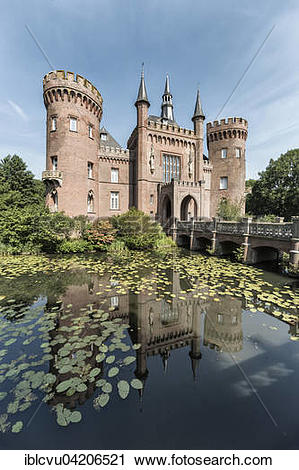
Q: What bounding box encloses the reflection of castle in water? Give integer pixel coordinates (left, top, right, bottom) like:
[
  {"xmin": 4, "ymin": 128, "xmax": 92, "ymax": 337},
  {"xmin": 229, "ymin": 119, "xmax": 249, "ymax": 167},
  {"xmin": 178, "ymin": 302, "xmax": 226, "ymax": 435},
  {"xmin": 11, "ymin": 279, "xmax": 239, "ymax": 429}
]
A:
[{"xmin": 46, "ymin": 269, "xmax": 244, "ymax": 407}]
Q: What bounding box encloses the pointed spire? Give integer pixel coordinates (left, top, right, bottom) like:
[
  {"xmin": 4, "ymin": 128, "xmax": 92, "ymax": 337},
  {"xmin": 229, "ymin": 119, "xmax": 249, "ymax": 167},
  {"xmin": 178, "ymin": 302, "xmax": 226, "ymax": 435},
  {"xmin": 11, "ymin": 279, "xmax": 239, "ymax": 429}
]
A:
[
  {"xmin": 161, "ymin": 74, "xmax": 174, "ymax": 122},
  {"xmin": 192, "ymin": 88, "xmax": 205, "ymax": 121},
  {"xmin": 135, "ymin": 63, "xmax": 150, "ymax": 107},
  {"xmin": 164, "ymin": 74, "xmax": 170, "ymax": 94}
]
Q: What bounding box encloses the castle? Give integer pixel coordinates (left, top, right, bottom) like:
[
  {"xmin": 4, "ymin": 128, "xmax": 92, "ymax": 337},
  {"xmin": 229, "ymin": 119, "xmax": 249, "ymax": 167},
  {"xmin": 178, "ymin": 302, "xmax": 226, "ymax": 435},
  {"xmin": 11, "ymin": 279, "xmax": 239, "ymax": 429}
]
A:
[{"xmin": 42, "ymin": 69, "xmax": 248, "ymax": 222}]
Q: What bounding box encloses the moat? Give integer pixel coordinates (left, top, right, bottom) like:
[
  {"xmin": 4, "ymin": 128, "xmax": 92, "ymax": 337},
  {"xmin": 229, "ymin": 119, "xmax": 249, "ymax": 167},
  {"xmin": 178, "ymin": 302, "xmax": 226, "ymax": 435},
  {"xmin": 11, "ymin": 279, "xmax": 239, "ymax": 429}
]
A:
[{"xmin": 0, "ymin": 251, "xmax": 298, "ymax": 450}]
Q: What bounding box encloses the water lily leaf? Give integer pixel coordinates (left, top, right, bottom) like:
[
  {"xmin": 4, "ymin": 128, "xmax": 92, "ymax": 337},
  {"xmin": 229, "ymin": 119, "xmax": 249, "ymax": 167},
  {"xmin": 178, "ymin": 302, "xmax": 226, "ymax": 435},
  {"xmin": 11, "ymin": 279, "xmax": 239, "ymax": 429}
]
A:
[
  {"xmin": 59, "ymin": 365, "xmax": 72, "ymax": 374},
  {"xmin": 70, "ymin": 411, "xmax": 81, "ymax": 423},
  {"xmin": 131, "ymin": 378, "xmax": 143, "ymax": 390},
  {"xmin": 76, "ymin": 383, "xmax": 87, "ymax": 393},
  {"xmin": 123, "ymin": 356, "xmax": 136, "ymax": 366},
  {"xmin": 12, "ymin": 421, "xmax": 23, "ymax": 433},
  {"xmin": 4, "ymin": 338, "xmax": 16, "ymax": 346},
  {"xmin": 0, "ymin": 392, "xmax": 7, "ymax": 401},
  {"xmin": 102, "ymin": 382, "xmax": 112, "ymax": 394},
  {"xmin": 56, "ymin": 380, "xmax": 72, "ymax": 393},
  {"xmin": 96, "ymin": 353, "xmax": 105, "ymax": 363},
  {"xmin": 106, "ymin": 355, "xmax": 115, "ymax": 364},
  {"xmin": 96, "ymin": 393, "xmax": 110, "ymax": 408},
  {"xmin": 89, "ymin": 368, "xmax": 101, "ymax": 378},
  {"xmin": 108, "ymin": 367, "xmax": 119, "ymax": 378},
  {"xmin": 132, "ymin": 343, "xmax": 141, "ymax": 350},
  {"xmin": 117, "ymin": 380, "xmax": 130, "ymax": 399}
]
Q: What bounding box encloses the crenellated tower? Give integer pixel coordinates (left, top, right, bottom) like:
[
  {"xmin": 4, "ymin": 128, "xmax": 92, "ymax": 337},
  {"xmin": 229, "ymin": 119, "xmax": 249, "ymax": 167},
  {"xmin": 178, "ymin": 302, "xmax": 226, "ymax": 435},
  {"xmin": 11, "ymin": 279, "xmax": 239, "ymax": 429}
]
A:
[
  {"xmin": 207, "ymin": 117, "xmax": 248, "ymax": 217},
  {"xmin": 42, "ymin": 70, "xmax": 103, "ymax": 216}
]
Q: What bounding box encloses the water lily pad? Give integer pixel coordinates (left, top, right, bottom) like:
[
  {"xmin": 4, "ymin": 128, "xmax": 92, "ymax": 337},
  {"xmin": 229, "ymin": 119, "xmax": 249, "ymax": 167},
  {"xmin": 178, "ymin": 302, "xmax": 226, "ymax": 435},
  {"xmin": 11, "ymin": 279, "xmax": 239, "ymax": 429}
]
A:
[
  {"xmin": 70, "ymin": 411, "xmax": 82, "ymax": 423},
  {"xmin": 131, "ymin": 378, "xmax": 143, "ymax": 390},
  {"xmin": 117, "ymin": 380, "xmax": 130, "ymax": 399},
  {"xmin": 123, "ymin": 356, "xmax": 136, "ymax": 366},
  {"xmin": 108, "ymin": 367, "xmax": 119, "ymax": 378},
  {"xmin": 102, "ymin": 382, "xmax": 112, "ymax": 393},
  {"xmin": 12, "ymin": 421, "xmax": 23, "ymax": 433}
]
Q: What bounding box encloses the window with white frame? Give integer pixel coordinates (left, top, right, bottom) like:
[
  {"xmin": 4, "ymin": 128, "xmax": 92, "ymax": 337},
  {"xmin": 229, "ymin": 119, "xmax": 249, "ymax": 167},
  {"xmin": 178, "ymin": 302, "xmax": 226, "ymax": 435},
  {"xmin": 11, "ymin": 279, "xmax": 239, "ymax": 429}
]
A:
[
  {"xmin": 221, "ymin": 148, "xmax": 227, "ymax": 159},
  {"xmin": 100, "ymin": 132, "xmax": 107, "ymax": 141},
  {"xmin": 236, "ymin": 148, "xmax": 241, "ymax": 158},
  {"xmin": 51, "ymin": 156, "xmax": 58, "ymax": 171},
  {"xmin": 69, "ymin": 117, "xmax": 77, "ymax": 132},
  {"xmin": 89, "ymin": 125, "xmax": 93, "ymax": 138},
  {"xmin": 88, "ymin": 162, "xmax": 93, "ymax": 179},
  {"xmin": 217, "ymin": 314, "xmax": 223, "ymax": 324},
  {"xmin": 111, "ymin": 168, "xmax": 119, "ymax": 183},
  {"xmin": 110, "ymin": 191, "xmax": 119, "ymax": 210},
  {"xmin": 51, "ymin": 116, "xmax": 57, "ymax": 131},
  {"xmin": 220, "ymin": 176, "xmax": 228, "ymax": 190}
]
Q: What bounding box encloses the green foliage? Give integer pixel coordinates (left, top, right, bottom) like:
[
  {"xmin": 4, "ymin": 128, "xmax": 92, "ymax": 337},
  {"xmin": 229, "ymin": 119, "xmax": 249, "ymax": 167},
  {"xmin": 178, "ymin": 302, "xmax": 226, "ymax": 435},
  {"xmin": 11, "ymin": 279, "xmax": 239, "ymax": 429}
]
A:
[
  {"xmin": 85, "ymin": 219, "xmax": 116, "ymax": 251},
  {"xmin": 246, "ymin": 149, "xmax": 299, "ymax": 220},
  {"xmin": 106, "ymin": 240, "xmax": 130, "ymax": 258},
  {"xmin": 153, "ymin": 235, "xmax": 176, "ymax": 254},
  {"xmin": 217, "ymin": 198, "xmax": 242, "ymax": 221},
  {"xmin": 0, "ymin": 154, "xmax": 44, "ymax": 209},
  {"xmin": 232, "ymin": 246, "xmax": 245, "ymax": 262},
  {"xmin": 111, "ymin": 207, "xmax": 163, "ymax": 250},
  {"xmin": 73, "ymin": 215, "xmax": 91, "ymax": 238},
  {"xmin": 245, "ymin": 179, "xmax": 256, "ymax": 189},
  {"xmin": 57, "ymin": 239, "xmax": 93, "ymax": 254},
  {"xmin": 255, "ymin": 214, "xmax": 277, "ymax": 222}
]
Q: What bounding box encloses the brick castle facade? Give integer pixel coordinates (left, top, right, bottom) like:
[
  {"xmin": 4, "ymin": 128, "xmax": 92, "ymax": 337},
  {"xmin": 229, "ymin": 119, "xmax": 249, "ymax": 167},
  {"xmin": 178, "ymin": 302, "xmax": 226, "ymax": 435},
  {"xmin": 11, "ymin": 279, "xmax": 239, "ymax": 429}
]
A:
[{"xmin": 42, "ymin": 69, "xmax": 248, "ymax": 222}]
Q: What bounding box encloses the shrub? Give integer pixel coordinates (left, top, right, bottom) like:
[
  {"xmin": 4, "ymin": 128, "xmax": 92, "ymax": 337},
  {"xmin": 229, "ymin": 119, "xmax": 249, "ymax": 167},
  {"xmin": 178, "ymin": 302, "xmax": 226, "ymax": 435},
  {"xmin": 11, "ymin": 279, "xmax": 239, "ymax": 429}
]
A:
[
  {"xmin": 106, "ymin": 240, "xmax": 130, "ymax": 258},
  {"xmin": 154, "ymin": 235, "xmax": 176, "ymax": 253},
  {"xmin": 111, "ymin": 208, "xmax": 163, "ymax": 250},
  {"xmin": 57, "ymin": 239, "xmax": 93, "ymax": 254},
  {"xmin": 85, "ymin": 219, "xmax": 116, "ymax": 251},
  {"xmin": 217, "ymin": 198, "xmax": 242, "ymax": 221}
]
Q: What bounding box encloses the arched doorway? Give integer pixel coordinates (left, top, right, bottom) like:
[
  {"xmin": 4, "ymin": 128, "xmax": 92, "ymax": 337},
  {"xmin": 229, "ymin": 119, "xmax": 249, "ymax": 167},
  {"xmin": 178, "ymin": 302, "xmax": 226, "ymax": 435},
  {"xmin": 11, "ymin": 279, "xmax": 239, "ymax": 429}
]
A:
[
  {"xmin": 180, "ymin": 195, "xmax": 198, "ymax": 221},
  {"xmin": 161, "ymin": 195, "xmax": 172, "ymax": 226}
]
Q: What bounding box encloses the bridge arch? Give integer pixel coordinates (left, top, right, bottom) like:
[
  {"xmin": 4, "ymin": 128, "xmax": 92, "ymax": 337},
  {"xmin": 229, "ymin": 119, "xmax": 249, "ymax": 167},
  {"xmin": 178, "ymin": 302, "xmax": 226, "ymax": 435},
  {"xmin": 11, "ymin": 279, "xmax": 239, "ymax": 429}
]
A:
[
  {"xmin": 180, "ymin": 195, "xmax": 198, "ymax": 221},
  {"xmin": 248, "ymin": 245, "xmax": 282, "ymax": 265},
  {"xmin": 193, "ymin": 236, "xmax": 212, "ymax": 253}
]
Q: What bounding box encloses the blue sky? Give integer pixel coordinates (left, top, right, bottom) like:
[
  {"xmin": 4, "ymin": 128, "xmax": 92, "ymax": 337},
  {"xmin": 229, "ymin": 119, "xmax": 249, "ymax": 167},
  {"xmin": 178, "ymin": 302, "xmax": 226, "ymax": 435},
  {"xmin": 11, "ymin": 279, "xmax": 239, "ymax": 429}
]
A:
[{"xmin": 0, "ymin": 0, "xmax": 298, "ymax": 179}]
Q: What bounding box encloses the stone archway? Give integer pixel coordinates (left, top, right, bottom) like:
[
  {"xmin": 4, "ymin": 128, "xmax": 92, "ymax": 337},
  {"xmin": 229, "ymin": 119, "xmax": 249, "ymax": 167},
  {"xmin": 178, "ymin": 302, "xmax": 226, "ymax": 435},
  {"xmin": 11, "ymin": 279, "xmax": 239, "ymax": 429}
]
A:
[
  {"xmin": 161, "ymin": 195, "xmax": 172, "ymax": 226},
  {"xmin": 180, "ymin": 195, "xmax": 198, "ymax": 221}
]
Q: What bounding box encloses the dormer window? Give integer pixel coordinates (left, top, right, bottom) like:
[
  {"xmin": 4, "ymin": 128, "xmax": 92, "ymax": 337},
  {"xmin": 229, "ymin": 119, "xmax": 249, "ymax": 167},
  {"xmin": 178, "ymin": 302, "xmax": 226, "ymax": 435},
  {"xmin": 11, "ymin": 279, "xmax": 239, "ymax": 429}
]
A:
[{"xmin": 100, "ymin": 133, "xmax": 107, "ymax": 141}]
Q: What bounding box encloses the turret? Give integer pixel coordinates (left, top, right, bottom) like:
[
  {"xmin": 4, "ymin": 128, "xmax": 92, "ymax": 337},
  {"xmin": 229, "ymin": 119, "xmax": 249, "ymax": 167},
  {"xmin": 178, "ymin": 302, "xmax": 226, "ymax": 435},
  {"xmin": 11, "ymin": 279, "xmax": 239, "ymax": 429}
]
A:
[
  {"xmin": 161, "ymin": 74, "xmax": 174, "ymax": 122},
  {"xmin": 192, "ymin": 88, "xmax": 205, "ymax": 181},
  {"xmin": 134, "ymin": 65, "xmax": 150, "ymax": 210},
  {"xmin": 42, "ymin": 70, "xmax": 103, "ymax": 216},
  {"xmin": 207, "ymin": 117, "xmax": 248, "ymax": 217}
]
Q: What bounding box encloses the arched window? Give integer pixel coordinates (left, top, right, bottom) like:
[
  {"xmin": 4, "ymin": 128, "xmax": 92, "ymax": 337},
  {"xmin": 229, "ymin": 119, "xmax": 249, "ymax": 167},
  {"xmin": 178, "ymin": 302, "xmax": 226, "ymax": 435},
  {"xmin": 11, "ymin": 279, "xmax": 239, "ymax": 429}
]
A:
[
  {"xmin": 87, "ymin": 191, "xmax": 94, "ymax": 213},
  {"xmin": 51, "ymin": 191, "xmax": 58, "ymax": 212}
]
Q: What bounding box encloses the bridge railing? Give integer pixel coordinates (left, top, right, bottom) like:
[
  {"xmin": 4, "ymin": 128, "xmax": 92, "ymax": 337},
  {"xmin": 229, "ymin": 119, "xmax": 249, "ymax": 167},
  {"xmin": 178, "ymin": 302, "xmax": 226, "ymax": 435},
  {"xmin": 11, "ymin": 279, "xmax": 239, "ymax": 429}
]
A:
[
  {"xmin": 175, "ymin": 219, "xmax": 295, "ymax": 239},
  {"xmin": 249, "ymin": 222, "xmax": 293, "ymax": 239}
]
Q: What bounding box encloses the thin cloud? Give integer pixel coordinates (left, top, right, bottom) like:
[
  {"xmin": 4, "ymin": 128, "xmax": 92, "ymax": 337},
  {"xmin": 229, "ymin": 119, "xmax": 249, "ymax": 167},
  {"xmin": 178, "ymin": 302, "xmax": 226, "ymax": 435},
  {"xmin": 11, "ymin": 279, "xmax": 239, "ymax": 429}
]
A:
[{"xmin": 8, "ymin": 100, "xmax": 28, "ymax": 122}]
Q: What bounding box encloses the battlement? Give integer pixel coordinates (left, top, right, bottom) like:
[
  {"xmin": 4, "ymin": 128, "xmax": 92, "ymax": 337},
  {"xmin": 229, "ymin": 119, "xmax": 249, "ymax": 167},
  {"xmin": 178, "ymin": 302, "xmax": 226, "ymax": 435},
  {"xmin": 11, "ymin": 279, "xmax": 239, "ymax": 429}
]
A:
[
  {"xmin": 207, "ymin": 117, "xmax": 248, "ymax": 131},
  {"xmin": 43, "ymin": 70, "xmax": 102, "ymax": 107},
  {"xmin": 148, "ymin": 119, "xmax": 195, "ymax": 137},
  {"xmin": 99, "ymin": 145, "xmax": 130, "ymax": 157}
]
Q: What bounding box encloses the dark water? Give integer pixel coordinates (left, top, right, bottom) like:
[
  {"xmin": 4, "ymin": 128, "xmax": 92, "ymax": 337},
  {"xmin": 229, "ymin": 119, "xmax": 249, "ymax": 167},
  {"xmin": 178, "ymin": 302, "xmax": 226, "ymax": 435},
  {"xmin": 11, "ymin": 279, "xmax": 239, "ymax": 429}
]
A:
[{"xmin": 0, "ymin": 252, "xmax": 298, "ymax": 450}]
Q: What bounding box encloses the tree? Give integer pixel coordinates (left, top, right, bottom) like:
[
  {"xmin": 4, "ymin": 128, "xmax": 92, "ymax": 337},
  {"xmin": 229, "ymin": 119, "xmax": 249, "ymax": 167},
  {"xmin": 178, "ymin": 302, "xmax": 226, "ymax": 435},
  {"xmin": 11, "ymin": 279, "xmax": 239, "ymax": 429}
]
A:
[
  {"xmin": 246, "ymin": 149, "xmax": 299, "ymax": 220},
  {"xmin": 0, "ymin": 154, "xmax": 44, "ymax": 209}
]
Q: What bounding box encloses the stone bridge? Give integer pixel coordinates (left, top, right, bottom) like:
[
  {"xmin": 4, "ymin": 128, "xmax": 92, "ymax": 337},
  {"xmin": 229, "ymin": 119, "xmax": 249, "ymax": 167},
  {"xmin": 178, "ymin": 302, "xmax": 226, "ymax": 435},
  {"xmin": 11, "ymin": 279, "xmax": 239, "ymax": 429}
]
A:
[{"xmin": 169, "ymin": 217, "xmax": 299, "ymax": 268}]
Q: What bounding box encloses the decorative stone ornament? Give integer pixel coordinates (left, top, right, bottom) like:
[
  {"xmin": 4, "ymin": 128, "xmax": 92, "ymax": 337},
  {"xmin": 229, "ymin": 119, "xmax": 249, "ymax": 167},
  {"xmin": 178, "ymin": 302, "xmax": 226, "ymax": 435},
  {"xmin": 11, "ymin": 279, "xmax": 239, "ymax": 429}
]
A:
[{"xmin": 149, "ymin": 144, "xmax": 155, "ymax": 174}]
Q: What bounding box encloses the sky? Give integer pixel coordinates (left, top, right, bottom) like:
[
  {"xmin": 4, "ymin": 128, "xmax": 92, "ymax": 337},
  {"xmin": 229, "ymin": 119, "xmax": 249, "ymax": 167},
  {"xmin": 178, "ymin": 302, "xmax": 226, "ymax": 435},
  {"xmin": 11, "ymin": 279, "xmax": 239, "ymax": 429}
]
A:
[{"xmin": 0, "ymin": 0, "xmax": 298, "ymax": 179}]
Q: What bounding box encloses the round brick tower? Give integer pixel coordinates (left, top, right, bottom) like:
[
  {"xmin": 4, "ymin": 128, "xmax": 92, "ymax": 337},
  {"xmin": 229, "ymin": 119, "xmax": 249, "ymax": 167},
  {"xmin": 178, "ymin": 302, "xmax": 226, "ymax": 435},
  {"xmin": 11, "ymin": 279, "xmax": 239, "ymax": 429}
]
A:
[
  {"xmin": 42, "ymin": 70, "xmax": 103, "ymax": 217},
  {"xmin": 207, "ymin": 117, "xmax": 248, "ymax": 217}
]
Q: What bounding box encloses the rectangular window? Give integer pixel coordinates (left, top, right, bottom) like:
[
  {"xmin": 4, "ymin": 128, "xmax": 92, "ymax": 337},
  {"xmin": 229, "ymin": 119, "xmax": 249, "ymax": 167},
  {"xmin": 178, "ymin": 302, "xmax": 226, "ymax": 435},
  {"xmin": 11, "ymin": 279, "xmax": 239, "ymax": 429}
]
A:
[
  {"xmin": 89, "ymin": 125, "xmax": 93, "ymax": 138},
  {"xmin": 217, "ymin": 314, "xmax": 223, "ymax": 324},
  {"xmin": 51, "ymin": 117, "xmax": 57, "ymax": 131},
  {"xmin": 221, "ymin": 148, "xmax": 227, "ymax": 159},
  {"xmin": 220, "ymin": 176, "xmax": 228, "ymax": 190},
  {"xmin": 110, "ymin": 191, "xmax": 119, "ymax": 210},
  {"xmin": 70, "ymin": 117, "xmax": 77, "ymax": 132},
  {"xmin": 236, "ymin": 148, "xmax": 241, "ymax": 158},
  {"xmin": 162, "ymin": 154, "xmax": 180, "ymax": 182},
  {"xmin": 88, "ymin": 162, "xmax": 93, "ymax": 179},
  {"xmin": 111, "ymin": 168, "xmax": 119, "ymax": 183},
  {"xmin": 51, "ymin": 156, "xmax": 58, "ymax": 171},
  {"xmin": 101, "ymin": 133, "xmax": 107, "ymax": 141},
  {"xmin": 150, "ymin": 194, "xmax": 154, "ymax": 205}
]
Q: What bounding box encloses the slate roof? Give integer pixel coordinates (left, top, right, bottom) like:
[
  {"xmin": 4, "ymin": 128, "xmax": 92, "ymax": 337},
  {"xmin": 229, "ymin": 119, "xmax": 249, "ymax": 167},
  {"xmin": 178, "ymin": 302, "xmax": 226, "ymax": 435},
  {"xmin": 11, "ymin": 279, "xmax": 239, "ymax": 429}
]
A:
[{"xmin": 100, "ymin": 126, "xmax": 122, "ymax": 148}]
